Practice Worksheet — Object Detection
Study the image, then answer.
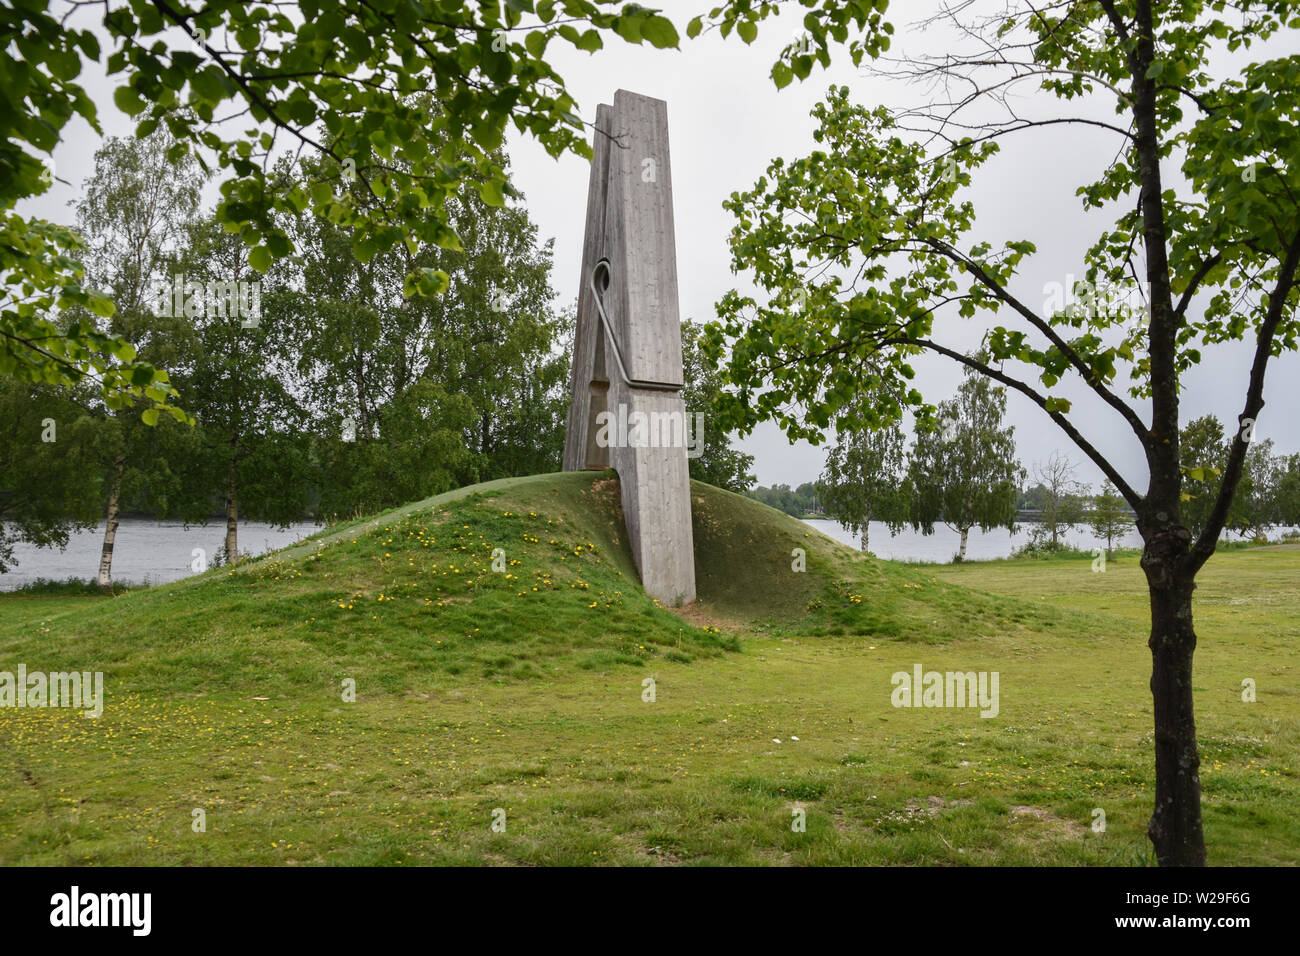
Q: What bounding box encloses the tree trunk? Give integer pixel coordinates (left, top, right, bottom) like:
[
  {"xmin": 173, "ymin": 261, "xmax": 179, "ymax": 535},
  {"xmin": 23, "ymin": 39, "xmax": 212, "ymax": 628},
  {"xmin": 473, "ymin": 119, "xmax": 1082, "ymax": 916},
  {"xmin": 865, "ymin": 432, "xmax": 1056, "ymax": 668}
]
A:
[
  {"xmin": 96, "ymin": 456, "xmax": 125, "ymax": 588},
  {"xmin": 959, "ymin": 526, "xmax": 969, "ymax": 561},
  {"xmin": 1142, "ymin": 531, "xmax": 1206, "ymax": 866},
  {"xmin": 356, "ymin": 363, "xmax": 371, "ymax": 440},
  {"xmin": 225, "ymin": 463, "xmax": 239, "ymax": 563},
  {"xmin": 860, "ymin": 506, "xmax": 871, "ymax": 553}
]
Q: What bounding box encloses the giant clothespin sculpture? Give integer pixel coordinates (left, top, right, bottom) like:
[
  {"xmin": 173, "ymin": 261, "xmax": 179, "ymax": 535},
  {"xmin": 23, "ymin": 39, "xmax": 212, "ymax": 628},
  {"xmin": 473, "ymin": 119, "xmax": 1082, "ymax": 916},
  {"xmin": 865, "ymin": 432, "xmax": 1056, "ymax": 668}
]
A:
[{"xmin": 562, "ymin": 90, "xmax": 696, "ymax": 607}]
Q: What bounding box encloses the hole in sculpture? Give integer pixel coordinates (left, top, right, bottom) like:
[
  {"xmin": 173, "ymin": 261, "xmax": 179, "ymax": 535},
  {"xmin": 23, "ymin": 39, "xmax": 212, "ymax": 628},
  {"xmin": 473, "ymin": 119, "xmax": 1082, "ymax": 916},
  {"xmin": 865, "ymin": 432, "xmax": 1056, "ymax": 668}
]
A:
[{"xmin": 585, "ymin": 260, "xmax": 612, "ymax": 470}]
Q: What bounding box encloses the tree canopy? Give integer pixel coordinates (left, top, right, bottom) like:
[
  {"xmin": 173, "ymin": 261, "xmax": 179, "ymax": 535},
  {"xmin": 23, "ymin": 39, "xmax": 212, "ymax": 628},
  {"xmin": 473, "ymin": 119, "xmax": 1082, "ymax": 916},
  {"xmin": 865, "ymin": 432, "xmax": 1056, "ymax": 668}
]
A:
[{"xmin": 3, "ymin": 0, "xmax": 891, "ymax": 417}]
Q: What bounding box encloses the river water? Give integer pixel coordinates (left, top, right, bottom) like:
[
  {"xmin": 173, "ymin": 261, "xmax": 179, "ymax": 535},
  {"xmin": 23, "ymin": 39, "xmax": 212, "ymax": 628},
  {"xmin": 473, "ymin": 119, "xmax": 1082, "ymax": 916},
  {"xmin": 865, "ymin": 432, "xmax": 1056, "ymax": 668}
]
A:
[
  {"xmin": 0, "ymin": 511, "xmax": 1249, "ymax": 590},
  {"xmin": 799, "ymin": 518, "xmax": 1144, "ymax": 563},
  {"xmin": 1, "ymin": 519, "xmax": 321, "ymax": 590}
]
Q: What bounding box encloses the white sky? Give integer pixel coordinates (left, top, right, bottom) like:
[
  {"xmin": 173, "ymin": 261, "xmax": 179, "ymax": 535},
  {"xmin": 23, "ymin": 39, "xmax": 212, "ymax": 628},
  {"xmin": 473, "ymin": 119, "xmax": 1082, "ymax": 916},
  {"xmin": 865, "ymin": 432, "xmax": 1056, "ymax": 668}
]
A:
[
  {"xmin": 505, "ymin": 0, "xmax": 1300, "ymax": 490},
  {"xmin": 23, "ymin": 0, "xmax": 1300, "ymax": 491}
]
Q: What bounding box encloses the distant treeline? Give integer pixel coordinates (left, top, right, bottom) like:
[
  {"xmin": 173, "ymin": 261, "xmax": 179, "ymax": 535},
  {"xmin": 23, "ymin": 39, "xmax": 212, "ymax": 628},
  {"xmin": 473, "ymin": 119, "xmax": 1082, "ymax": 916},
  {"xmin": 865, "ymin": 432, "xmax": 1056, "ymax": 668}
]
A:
[{"xmin": 744, "ymin": 483, "xmax": 823, "ymax": 517}]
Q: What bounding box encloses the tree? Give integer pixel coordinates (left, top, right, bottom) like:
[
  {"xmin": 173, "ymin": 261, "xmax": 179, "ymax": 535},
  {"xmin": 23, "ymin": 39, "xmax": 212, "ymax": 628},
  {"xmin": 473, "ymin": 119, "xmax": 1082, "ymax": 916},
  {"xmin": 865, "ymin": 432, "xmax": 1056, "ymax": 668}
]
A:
[
  {"xmin": 1179, "ymin": 415, "xmax": 1230, "ymax": 539},
  {"xmin": 795, "ymin": 482, "xmax": 820, "ymax": 513},
  {"xmin": 744, "ymin": 483, "xmax": 819, "ymax": 517},
  {"xmin": 169, "ymin": 212, "xmax": 314, "ymax": 560},
  {"xmin": 1275, "ymin": 454, "xmax": 1300, "ymax": 529},
  {"xmin": 1233, "ymin": 439, "xmax": 1282, "ymax": 540},
  {"xmin": 1017, "ymin": 482, "xmax": 1049, "ymax": 511},
  {"xmin": 1032, "ymin": 452, "xmax": 1086, "ymax": 550},
  {"xmin": 280, "ymin": 142, "xmax": 568, "ymax": 515},
  {"xmin": 682, "ymin": 320, "xmax": 755, "ymax": 492},
  {"xmin": 705, "ymin": 3, "xmax": 1300, "ymax": 865},
  {"xmin": 906, "ymin": 369, "xmax": 1023, "ymax": 561},
  {"xmin": 0, "ymin": 380, "xmax": 104, "ymax": 573},
  {"xmin": 820, "ymin": 384, "xmax": 907, "ymax": 553},
  {"xmin": 1090, "ymin": 479, "xmax": 1133, "ymax": 556},
  {"xmin": 71, "ymin": 131, "xmax": 203, "ymax": 586}
]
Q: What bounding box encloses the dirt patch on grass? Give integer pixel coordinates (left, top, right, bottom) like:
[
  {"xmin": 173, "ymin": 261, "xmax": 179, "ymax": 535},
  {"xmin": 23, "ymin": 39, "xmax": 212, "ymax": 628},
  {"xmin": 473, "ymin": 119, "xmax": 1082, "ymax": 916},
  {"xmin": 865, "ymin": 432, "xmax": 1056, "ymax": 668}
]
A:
[
  {"xmin": 1010, "ymin": 804, "xmax": 1086, "ymax": 836},
  {"xmin": 910, "ymin": 795, "xmax": 973, "ymax": 816},
  {"xmin": 666, "ymin": 600, "xmax": 744, "ymax": 632}
]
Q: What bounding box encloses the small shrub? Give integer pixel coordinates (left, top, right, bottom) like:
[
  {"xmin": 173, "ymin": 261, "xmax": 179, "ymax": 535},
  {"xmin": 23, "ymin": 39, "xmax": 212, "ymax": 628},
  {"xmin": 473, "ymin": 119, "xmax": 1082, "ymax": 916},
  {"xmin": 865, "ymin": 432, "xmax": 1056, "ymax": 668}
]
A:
[{"xmin": 1012, "ymin": 538, "xmax": 1088, "ymax": 559}]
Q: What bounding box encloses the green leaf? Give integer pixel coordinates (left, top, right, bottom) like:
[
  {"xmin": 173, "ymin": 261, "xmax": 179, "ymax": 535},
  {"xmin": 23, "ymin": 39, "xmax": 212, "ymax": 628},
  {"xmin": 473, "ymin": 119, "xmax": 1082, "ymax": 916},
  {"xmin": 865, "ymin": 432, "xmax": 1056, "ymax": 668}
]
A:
[
  {"xmin": 642, "ymin": 16, "xmax": 680, "ymax": 49},
  {"xmin": 191, "ymin": 67, "xmax": 228, "ymax": 103},
  {"xmin": 87, "ymin": 295, "xmax": 116, "ymax": 319},
  {"xmin": 615, "ymin": 16, "xmax": 643, "ymax": 43},
  {"xmin": 409, "ymin": 267, "xmax": 450, "ymax": 297},
  {"xmin": 525, "ymin": 30, "xmax": 549, "ymax": 58},
  {"xmin": 113, "ymin": 85, "xmax": 147, "ymax": 116},
  {"xmin": 470, "ymin": 119, "xmax": 503, "ymax": 150},
  {"xmin": 248, "ymin": 245, "xmax": 273, "ymax": 273},
  {"xmin": 478, "ymin": 178, "xmax": 506, "ymax": 207}
]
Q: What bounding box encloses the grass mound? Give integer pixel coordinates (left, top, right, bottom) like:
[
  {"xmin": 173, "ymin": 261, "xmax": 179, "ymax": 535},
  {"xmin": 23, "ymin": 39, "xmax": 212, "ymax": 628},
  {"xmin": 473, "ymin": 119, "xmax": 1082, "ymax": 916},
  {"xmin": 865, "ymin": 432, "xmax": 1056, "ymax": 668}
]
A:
[
  {"xmin": 687, "ymin": 480, "xmax": 1037, "ymax": 642},
  {"xmin": 0, "ymin": 471, "xmax": 1054, "ymax": 699}
]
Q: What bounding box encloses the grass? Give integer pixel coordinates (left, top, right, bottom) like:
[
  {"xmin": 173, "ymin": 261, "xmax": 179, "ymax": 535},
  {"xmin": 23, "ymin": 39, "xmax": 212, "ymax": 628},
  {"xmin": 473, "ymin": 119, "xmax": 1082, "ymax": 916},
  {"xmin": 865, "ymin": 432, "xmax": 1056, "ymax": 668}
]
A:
[
  {"xmin": 0, "ymin": 472, "xmax": 1295, "ymax": 865},
  {"xmin": 0, "ymin": 577, "xmax": 146, "ymax": 597}
]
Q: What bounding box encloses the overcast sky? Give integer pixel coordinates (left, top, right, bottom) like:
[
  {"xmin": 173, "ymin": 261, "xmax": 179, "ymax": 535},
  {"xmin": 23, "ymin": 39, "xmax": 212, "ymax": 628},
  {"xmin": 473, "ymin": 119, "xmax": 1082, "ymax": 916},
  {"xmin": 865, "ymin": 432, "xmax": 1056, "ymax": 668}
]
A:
[
  {"xmin": 24, "ymin": 0, "xmax": 1300, "ymax": 491},
  {"xmin": 504, "ymin": 0, "xmax": 1300, "ymax": 490}
]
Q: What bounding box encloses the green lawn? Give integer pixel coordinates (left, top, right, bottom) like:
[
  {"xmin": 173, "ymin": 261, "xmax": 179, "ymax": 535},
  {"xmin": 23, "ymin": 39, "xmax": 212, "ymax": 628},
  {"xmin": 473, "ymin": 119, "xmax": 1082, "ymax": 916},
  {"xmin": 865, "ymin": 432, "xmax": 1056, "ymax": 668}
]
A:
[{"xmin": 0, "ymin": 473, "xmax": 1295, "ymax": 865}]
